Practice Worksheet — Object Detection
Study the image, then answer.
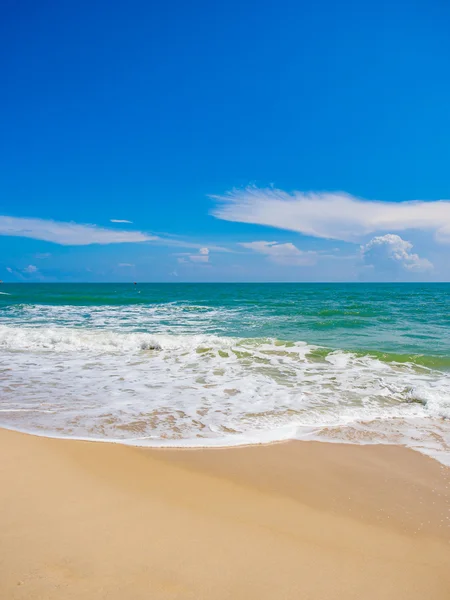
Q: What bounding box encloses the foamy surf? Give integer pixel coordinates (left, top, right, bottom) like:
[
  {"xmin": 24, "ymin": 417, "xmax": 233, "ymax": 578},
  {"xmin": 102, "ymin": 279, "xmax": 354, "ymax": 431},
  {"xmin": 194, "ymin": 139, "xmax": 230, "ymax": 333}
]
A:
[{"xmin": 0, "ymin": 323, "xmax": 449, "ymax": 465}]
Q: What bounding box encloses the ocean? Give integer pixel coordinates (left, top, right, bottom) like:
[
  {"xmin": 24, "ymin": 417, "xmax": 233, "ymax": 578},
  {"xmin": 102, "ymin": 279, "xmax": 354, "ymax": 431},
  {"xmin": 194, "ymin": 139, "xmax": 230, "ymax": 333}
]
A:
[{"xmin": 1, "ymin": 283, "xmax": 449, "ymax": 464}]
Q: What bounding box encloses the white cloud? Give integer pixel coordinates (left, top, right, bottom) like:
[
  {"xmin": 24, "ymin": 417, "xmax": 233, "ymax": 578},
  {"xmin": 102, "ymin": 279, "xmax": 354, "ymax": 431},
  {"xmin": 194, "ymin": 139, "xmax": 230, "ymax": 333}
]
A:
[
  {"xmin": 110, "ymin": 219, "xmax": 133, "ymax": 224},
  {"xmin": 6, "ymin": 267, "xmax": 12, "ymax": 273},
  {"xmin": 361, "ymin": 234, "xmax": 433, "ymax": 273},
  {"xmin": 118, "ymin": 263, "xmax": 134, "ymax": 267},
  {"xmin": 176, "ymin": 247, "xmax": 210, "ymax": 264},
  {"xmin": 211, "ymin": 187, "xmax": 450, "ymax": 243},
  {"xmin": 23, "ymin": 264, "xmax": 38, "ymax": 273},
  {"xmin": 190, "ymin": 247, "xmax": 210, "ymax": 263},
  {"xmin": 240, "ymin": 241, "xmax": 317, "ymax": 266},
  {"xmin": 0, "ymin": 216, "xmax": 156, "ymax": 246},
  {"xmin": 0, "ymin": 216, "xmax": 232, "ymax": 253}
]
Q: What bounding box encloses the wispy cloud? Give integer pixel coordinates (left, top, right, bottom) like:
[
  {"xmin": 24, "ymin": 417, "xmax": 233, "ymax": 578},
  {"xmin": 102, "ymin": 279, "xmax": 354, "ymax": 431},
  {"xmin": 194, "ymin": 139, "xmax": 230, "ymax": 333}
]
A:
[
  {"xmin": 157, "ymin": 236, "xmax": 232, "ymax": 253},
  {"xmin": 361, "ymin": 234, "xmax": 433, "ymax": 273},
  {"xmin": 211, "ymin": 186, "xmax": 450, "ymax": 243},
  {"xmin": 240, "ymin": 241, "xmax": 317, "ymax": 266},
  {"xmin": 176, "ymin": 247, "xmax": 210, "ymax": 264},
  {"xmin": 0, "ymin": 216, "xmax": 156, "ymax": 246},
  {"xmin": 190, "ymin": 247, "xmax": 210, "ymax": 263},
  {"xmin": 23, "ymin": 264, "xmax": 38, "ymax": 273},
  {"xmin": 0, "ymin": 215, "xmax": 239, "ymax": 261},
  {"xmin": 5, "ymin": 265, "xmax": 37, "ymax": 280},
  {"xmin": 118, "ymin": 263, "xmax": 134, "ymax": 267},
  {"xmin": 110, "ymin": 219, "xmax": 133, "ymax": 224}
]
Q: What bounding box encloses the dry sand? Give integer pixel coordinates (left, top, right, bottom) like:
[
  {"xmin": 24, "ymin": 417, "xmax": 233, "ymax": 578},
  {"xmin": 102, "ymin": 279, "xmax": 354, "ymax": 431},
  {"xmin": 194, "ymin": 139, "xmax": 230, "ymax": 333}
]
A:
[{"xmin": 0, "ymin": 427, "xmax": 449, "ymax": 599}]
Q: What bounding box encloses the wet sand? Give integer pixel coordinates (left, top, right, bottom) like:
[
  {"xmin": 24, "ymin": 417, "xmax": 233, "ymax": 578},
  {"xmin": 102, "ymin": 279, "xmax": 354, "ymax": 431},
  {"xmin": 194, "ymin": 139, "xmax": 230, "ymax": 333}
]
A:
[{"xmin": 0, "ymin": 427, "xmax": 449, "ymax": 599}]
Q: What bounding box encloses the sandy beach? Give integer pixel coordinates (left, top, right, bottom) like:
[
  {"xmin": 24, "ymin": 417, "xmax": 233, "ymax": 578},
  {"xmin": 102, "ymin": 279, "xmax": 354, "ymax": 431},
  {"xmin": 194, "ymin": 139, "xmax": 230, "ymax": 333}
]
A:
[{"xmin": 0, "ymin": 428, "xmax": 449, "ymax": 600}]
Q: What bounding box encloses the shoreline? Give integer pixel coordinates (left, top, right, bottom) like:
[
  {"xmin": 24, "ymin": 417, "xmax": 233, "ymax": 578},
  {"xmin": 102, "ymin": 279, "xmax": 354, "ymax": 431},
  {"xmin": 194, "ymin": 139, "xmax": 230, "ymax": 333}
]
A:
[
  {"xmin": 1, "ymin": 427, "xmax": 449, "ymax": 599},
  {"xmin": 1, "ymin": 420, "xmax": 449, "ymax": 467}
]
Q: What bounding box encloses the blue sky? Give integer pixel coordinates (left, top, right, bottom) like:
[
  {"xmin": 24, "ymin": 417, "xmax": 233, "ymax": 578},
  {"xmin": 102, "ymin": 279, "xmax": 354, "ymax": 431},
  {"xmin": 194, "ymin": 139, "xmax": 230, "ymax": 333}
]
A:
[{"xmin": 1, "ymin": 0, "xmax": 450, "ymax": 282}]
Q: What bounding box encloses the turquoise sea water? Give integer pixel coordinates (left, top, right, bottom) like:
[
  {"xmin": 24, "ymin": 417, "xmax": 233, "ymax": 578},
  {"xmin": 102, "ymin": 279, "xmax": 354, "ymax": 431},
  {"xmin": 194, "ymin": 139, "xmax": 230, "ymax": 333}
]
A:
[{"xmin": 1, "ymin": 283, "xmax": 450, "ymax": 462}]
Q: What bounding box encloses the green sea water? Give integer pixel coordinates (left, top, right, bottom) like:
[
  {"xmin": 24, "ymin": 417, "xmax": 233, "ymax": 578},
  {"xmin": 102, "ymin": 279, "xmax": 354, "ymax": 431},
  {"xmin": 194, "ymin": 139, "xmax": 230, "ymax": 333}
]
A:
[
  {"xmin": 0, "ymin": 283, "xmax": 449, "ymax": 462},
  {"xmin": 2, "ymin": 282, "xmax": 450, "ymax": 360}
]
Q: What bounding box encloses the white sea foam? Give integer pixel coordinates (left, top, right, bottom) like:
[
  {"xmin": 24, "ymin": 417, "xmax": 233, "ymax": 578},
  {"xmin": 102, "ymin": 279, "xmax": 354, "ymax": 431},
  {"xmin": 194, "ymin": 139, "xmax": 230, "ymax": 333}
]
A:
[
  {"xmin": 0, "ymin": 323, "xmax": 449, "ymax": 464},
  {"xmin": 0, "ymin": 302, "xmax": 245, "ymax": 334}
]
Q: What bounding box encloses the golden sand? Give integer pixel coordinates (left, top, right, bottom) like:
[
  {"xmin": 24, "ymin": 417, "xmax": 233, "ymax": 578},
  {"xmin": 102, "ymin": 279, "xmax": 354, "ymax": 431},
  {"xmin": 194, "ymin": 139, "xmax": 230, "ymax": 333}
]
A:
[{"xmin": 0, "ymin": 428, "xmax": 449, "ymax": 599}]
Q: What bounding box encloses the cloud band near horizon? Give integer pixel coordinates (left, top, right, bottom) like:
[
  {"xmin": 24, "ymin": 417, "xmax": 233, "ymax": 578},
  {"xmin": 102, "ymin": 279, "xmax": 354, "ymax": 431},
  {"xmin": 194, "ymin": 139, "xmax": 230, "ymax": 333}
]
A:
[{"xmin": 0, "ymin": 216, "xmax": 156, "ymax": 245}]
